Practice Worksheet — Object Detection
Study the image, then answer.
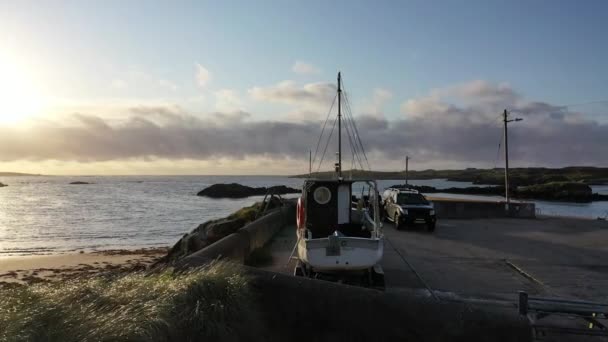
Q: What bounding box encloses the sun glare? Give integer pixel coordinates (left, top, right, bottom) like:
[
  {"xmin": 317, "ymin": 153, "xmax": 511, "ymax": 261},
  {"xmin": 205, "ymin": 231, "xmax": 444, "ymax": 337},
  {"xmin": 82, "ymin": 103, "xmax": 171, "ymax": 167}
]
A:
[{"xmin": 0, "ymin": 52, "xmax": 46, "ymax": 124}]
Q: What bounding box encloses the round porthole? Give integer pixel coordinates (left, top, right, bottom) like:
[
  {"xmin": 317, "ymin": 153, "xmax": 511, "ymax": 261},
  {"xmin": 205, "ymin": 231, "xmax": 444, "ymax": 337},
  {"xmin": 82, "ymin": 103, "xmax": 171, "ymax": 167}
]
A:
[{"xmin": 313, "ymin": 186, "xmax": 332, "ymax": 205}]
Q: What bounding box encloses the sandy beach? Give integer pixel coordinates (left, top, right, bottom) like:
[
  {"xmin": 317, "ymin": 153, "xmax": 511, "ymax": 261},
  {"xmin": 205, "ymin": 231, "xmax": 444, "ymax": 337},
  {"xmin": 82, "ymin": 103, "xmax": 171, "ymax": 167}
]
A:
[{"xmin": 0, "ymin": 247, "xmax": 168, "ymax": 285}]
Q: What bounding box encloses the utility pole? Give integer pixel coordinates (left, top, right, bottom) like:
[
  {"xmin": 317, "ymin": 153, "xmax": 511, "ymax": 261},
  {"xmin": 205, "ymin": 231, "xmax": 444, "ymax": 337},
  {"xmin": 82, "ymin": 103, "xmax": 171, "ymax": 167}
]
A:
[
  {"xmin": 503, "ymin": 109, "xmax": 523, "ymax": 207},
  {"xmin": 405, "ymin": 155, "xmax": 410, "ymax": 185},
  {"xmin": 337, "ymin": 72, "xmax": 342, "ymax": 178}
]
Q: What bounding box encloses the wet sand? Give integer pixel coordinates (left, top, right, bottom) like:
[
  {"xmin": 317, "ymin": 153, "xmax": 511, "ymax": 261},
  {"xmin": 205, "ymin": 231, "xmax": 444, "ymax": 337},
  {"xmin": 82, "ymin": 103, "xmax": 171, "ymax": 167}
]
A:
[{"xmin": 0, "ymin": 247, "xmax": 168, "ymax": 285}]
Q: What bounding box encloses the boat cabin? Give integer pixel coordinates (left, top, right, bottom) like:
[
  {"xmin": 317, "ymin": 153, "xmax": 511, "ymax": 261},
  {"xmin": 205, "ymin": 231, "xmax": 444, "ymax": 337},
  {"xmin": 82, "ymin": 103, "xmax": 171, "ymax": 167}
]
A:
[{"xmin": 302, "ymin": 179, "xmax": 373, "ymax": 238}]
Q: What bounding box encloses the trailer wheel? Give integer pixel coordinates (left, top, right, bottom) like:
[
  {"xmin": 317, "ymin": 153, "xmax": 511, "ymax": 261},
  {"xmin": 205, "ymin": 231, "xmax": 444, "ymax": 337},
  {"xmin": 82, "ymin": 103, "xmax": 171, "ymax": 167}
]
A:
[
  {"xmin": 382, "ymin": 207, "xmax": 389, "ymax": 222},
  {"xmin": 294, "ymin": 261, "xmax": 305, "ymax": 277},
  {"xmin": 371, "ymin": 265, "xmax": 385, "ymax": 291}
]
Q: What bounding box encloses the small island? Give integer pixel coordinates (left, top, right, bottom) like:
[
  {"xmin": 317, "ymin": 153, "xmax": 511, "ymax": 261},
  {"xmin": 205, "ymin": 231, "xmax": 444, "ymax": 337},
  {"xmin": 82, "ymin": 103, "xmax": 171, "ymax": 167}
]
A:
[
  {"xmin": 391, "ymin": 182, "xmax": 608, "ymax": 203},
  {"xmin": 69, "ymin": 181, "xmax": 92, "ymax": 185},
  {"xmin": 294, "ymin": 166, "xmax": 608, "ymax": 186},
  {"xmin": 294, "ymin": 167, "xmax": 608, "ymax": 202},
  {"xmin": 197, "ymin": 183, "xmax": 300, "ymax": 198},
  {"xmin": 0, "ymin": 182, "xmax": 6, "ymax": 187}
]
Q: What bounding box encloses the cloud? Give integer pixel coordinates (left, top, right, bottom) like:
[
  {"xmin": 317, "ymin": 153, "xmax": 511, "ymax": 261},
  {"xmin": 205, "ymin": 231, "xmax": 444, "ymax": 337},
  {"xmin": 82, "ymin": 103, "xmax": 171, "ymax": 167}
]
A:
[
  {"xmin": 158, "ymin": 79, "xmax": 178, "ymax": 91},
  {"xmin": 292, "ymin": 61, "xmax": 320, "ymax": 74},
  {"xmin": 1, "ymin": 80, "xmax": 606, "ymax": 171},
  {"xmin": 360, "ymin": 88, "xmax": 393, "ymax": 117},
  {"xmin": 110, "ymin": 69, "xmax": 179, "ymax": 92},
  {"xmin": 195, "ymin": 63, "xmax": 211, "ymax": 87},
  {"xmin": 214, "ymin": 89, "xmax": 242, "ymax": 112},
  {"xmin": 110, "ymin": 79, "xmax": 128, "ymax": 89},
  {"xmin": 248, "ymin": 80, "xmax": 335, "ymax": 107}
]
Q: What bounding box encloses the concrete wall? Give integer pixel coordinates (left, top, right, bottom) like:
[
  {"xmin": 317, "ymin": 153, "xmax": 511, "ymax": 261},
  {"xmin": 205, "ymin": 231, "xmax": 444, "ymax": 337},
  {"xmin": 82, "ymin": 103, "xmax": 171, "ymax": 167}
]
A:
[
  {"xmin": 251, "ymin": 267, "xmax": 531, "ymax": 342},
  {"xmin": 176, "ymin": 260, "xmax": 531, "ymax": 342},
  {"xmin": 431, "ymin": 199, "xmax": 536, "ymax": 219},
  {"xmin": 177, "ymin": 202, "xmax": 296, "ymax": 268}
]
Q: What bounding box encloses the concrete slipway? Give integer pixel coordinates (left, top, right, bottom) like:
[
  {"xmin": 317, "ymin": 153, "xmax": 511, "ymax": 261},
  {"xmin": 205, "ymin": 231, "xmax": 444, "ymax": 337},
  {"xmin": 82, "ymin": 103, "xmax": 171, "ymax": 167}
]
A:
[{"xmin": 178, "ymin": 201, "xmax": 608, "ymax": 341}]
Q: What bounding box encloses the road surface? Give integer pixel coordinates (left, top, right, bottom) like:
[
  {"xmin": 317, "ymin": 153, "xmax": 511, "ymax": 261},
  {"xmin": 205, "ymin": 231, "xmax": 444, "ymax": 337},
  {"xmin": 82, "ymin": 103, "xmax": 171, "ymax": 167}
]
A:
[{"xmin": 260, "ymin": 216, "xmax": 608, "ymax": 302}]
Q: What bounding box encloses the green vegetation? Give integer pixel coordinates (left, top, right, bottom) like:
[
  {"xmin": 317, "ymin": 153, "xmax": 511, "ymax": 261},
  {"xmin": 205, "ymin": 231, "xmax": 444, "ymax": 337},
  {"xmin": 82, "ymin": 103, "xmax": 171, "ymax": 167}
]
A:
[
  {"xmin": 294, "ymin": 167, "xmax": 608, "ymax": 186},
  {"xmin": 517, "ymin": 182, "xmax": 594, "ymax": 202},
  {"xmin": 227, "ymin": 202, "xmax": 262, "ymax": 222},
  {"xmin": 404, "ymin": 181, "xmax": 607, "ymax": 202},
  {"xmin": 161, "ymin": 197, "xmax": 285, "ymax": 263},
  {"xmin": 0, "ymin": 263, "xmax": 259, "ymax": 342}
]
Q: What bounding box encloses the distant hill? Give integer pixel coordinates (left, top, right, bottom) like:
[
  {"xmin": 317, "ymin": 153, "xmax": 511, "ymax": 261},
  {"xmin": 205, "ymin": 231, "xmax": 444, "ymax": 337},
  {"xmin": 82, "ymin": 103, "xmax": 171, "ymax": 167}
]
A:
[
  {"xmin": 291, "ymin": 167, "xmax": 608, "ymax": 186},
  {"xmin": 0, "ymin": 172, "xmax": 43, "ymax": 176}
]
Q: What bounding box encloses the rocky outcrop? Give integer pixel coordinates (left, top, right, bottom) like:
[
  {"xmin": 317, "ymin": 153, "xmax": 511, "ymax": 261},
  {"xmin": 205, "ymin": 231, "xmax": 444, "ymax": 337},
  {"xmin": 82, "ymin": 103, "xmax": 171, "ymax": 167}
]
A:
[
  {"xmin": 516, "ymin": 182, "xmax": 594, "ymax": 202},
  {"xmin": 389, "ymin": 182, "xmax": 607, "ymax": 202},
  {"xmin": 197, "ymin": 183, "xmax": 300, "ymax": 198},
  {"xmin": 70, "ymin": 181, "xmax": 91, "ymax": 185},
  {"xmin": 160, "ymin": 197, "xmax": 284, "ymax": 263}
]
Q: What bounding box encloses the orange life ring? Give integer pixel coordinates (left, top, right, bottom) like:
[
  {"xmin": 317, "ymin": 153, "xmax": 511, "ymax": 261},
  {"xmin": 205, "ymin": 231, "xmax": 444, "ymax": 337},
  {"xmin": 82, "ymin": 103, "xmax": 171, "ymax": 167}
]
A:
[{"xmin": 296, "ymin": 197, "xmax": 305, "ymax": 230}]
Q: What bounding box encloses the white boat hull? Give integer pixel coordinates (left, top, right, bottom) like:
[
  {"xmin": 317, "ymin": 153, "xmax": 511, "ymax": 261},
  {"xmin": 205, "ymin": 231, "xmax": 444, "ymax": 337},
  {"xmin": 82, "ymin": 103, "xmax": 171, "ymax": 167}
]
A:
[{"xmin": 297, "ymin": 234, "xmax": 383, "ymax": 272}]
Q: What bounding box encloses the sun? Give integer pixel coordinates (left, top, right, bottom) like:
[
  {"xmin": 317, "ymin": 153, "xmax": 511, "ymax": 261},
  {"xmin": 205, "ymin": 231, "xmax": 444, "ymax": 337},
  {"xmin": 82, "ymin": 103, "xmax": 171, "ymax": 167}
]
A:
[{"xmin": 0, "ymin": 52, "xmax": 46, "ymax": 124}]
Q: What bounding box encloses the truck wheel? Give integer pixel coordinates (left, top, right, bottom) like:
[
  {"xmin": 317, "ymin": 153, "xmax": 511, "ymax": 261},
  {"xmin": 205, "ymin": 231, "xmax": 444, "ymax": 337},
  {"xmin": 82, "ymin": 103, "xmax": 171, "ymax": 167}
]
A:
[
  {"xmin": 427, "ymin": 222, "xmax": 436, "ymax": 232},
  {"xmin": 394, "ymin": 214, "xmax": 401, "ymax": 230}
]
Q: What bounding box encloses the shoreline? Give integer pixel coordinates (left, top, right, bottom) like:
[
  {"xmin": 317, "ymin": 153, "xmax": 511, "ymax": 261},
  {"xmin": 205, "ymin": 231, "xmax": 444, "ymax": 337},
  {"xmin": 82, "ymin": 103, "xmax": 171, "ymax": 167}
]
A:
[
  {"xmin": 0, "ymin": 246, "xmax": 169, "ymax": 259},
  {"xmin": 0, "ymin": 247, "xmax": 168, "ymax": 285}
]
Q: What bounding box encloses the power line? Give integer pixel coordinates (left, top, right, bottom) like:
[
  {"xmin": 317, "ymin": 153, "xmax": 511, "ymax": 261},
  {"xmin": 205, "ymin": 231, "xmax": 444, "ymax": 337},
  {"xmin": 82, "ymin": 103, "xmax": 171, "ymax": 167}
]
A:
[{"xmin": 493, "ymin": 127, "xmax": 504, "ymax": 170}]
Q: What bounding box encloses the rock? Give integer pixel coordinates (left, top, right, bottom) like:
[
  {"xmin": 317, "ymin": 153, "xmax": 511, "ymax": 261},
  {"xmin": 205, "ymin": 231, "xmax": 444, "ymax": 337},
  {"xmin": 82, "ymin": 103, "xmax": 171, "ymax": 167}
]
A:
[
  {"xmin": 205, "ymin": 218, "xmax": 246, "ymax": 243},
  {"xmin": 155, "ymin": 197, "xmax": 290, "ymax": 265},
  {"xmin": 70, "ymin": 181, "xmax": 91, "ymax": 185},
  {"xmin": 0, "ymin": 182, "xmax": 6, "ymax": 187},
  {"xmin": 389, "ymin": 182, "xmax": 599, "ymax": 202},
  {"xmin": 197, "ymin": 183, "xmax": 300, "ymax": 198},
  {"xmin": 267, "ymin": 185, "xmax": 301, "ymax": 195},
  {"xmin": 158, "ymin": 202, "xmax": 261, "ymax": 263},
  {"xmin": 516, "ymin": 182, "xmax": 593, "ymax": 202}
]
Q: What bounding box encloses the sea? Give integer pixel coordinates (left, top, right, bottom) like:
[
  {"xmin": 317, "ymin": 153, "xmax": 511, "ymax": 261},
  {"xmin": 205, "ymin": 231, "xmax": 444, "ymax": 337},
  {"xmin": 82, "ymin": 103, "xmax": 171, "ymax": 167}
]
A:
[{"xmin": 1, "ymin": 175, "xmax": 607, "ymax": 256}]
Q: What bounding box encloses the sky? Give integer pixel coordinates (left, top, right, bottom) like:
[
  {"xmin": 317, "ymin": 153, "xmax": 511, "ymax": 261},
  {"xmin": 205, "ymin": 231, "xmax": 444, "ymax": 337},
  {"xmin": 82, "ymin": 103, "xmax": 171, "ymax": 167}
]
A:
[{"xmin": 0, "ymin": 0, "xmax": 607, "ymax": 175}]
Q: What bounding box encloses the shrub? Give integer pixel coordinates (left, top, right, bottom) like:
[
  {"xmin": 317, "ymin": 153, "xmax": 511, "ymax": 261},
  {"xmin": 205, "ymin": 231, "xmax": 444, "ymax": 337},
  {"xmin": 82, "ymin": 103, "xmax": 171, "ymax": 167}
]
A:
[{"xmin": 0, "ymin": 262, "xmax": 259, "ymax": 342}]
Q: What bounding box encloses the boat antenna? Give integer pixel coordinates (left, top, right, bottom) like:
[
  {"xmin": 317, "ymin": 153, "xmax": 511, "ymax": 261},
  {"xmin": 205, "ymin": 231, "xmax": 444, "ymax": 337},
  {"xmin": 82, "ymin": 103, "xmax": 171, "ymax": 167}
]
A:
[{"xmin": 337, "ymin": 72, "xmax": 342, "ymax": 178}]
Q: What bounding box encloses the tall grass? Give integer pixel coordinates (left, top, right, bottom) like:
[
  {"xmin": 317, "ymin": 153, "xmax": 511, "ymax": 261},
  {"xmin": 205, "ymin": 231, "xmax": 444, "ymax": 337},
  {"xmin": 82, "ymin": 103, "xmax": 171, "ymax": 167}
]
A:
[{"xmin": 0, "ymin": 262, "xmax": 260, "ymax": 342}]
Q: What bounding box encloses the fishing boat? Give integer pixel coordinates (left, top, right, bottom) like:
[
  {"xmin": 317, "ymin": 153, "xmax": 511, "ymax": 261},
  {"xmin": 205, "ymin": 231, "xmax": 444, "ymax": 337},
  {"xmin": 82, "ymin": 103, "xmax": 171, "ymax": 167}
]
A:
[{"xmin": 293, "ymin": 72, "xmax": 384, "ymax": 288}]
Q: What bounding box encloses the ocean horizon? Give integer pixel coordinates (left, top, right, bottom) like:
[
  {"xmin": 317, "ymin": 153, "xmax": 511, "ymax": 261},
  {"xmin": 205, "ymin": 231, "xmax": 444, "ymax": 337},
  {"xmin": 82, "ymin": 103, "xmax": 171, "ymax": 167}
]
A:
[{"xmin": 1, "ymin": 175, "xmax": 606, "ymax": 256}]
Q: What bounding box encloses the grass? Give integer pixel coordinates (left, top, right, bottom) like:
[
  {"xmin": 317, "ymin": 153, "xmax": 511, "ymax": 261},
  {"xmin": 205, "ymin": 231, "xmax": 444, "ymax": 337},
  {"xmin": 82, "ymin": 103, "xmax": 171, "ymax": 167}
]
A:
[
  {"xmin": 0, "ymin": 262, "xmax": 260, "ymax": 342},
  {"xmin": 227, "ymin": 202, "xmax": 261, "ymax": 223}
]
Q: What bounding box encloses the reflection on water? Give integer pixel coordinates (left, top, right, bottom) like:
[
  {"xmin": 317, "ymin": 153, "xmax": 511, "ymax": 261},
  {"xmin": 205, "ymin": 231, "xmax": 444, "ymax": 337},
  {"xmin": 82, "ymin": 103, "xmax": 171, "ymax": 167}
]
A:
[{"xmin": 0, "ymin": 176, "xmax": 606, "ymax": 255}]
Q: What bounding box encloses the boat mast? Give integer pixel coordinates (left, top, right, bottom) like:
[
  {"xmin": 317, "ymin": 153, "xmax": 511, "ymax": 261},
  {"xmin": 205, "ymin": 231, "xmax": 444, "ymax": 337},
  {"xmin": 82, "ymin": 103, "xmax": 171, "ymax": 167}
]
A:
[{"xmin": 337, "ymin": 72, "xmax": 342, "ymax": 178}]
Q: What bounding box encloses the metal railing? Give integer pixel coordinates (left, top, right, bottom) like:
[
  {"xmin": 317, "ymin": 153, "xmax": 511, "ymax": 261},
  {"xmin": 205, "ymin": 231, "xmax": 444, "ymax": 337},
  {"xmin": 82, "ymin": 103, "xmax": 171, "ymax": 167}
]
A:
[{"xmin": 519, "ymin": 291, "xmax": 608, "ymax": 339}]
